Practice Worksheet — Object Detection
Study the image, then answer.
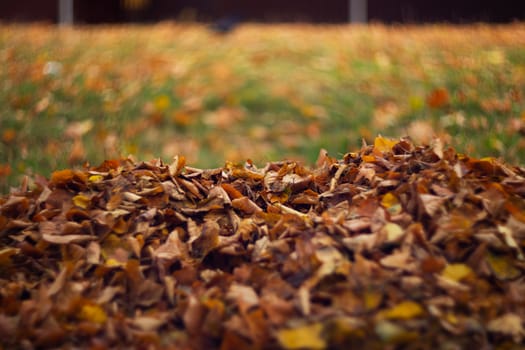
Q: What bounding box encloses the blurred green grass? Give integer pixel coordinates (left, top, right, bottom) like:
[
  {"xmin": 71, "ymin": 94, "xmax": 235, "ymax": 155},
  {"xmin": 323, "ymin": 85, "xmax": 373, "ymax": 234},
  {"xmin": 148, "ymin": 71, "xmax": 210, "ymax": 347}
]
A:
[{"xmin": 1, "ymin": 23, "xmax": 525, "ymax": 192}]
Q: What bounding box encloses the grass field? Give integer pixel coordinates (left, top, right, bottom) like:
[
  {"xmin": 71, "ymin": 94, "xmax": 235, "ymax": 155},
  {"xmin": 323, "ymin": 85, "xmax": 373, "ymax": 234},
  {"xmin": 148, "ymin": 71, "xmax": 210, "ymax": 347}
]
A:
[{"xmin": 1, "ymin": 22, "xmax": 524, "ymax": 192}]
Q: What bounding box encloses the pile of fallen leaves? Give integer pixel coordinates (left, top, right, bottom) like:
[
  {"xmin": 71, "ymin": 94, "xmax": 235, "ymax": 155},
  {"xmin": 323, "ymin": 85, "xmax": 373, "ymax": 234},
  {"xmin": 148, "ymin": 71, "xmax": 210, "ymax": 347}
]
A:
[{"xmin": 2, "ymin": 136, "xmax": 525, "ymax": 349}]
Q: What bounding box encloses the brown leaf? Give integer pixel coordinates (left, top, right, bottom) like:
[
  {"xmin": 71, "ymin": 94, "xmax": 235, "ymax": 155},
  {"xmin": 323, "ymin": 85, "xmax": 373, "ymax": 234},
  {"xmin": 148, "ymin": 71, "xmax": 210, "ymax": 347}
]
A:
[
  {"xmin": 154, "ymin": 230, "xmax": 184, "ymax": 261},
  {"xmin": 227, "ymin": 283, "xmax": 259, "ymax": 314},
  {"xmin": 419, "ymin": 194, "xmax": 446, "ymax": 217},
  {"xmin": 183, "ymin": 295, "xmax": 205, "ymax": 336},
  {"xmin": 42, "ymin": 233, "xmax": 95, "ymax": 244},
  {"xmin": 47, "ymin": 265, "xmax": 70, "ymax": 297},
  {"xmin": 487, "ymin": 313, "xmax": 525, "ymax": 342},
  {"xmin": 86, "ymin": 241, "xmax": 101, "ymax": 264},
  {"xmin": 232, "ymin": 196, "xmax": 262, "ymax": 215},
  {"xmin": 190, "ymin": 221, "xmax": 220, "ymax": 259},
  {"xmin": 130, "ymin": 315, "xmax": 168, "ymax": 332},
  {"xmin": 380, "ymin": 248, "xmax": 414, "ymax": 270}
]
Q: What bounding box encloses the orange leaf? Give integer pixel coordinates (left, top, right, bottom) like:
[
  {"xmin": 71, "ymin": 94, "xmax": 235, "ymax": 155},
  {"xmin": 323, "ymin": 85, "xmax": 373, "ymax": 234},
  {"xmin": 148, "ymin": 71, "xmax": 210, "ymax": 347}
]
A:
[
  {"xmin": 232, "ymin": 196, "xmax": 263, "ymax": 214},
  {"xmin": 0, "ymin": 164, "xmax": 12, "ymax": 177},
  {"xmin": 2, "ymin": 129, "xmax": 16, "ymax": 143},
  {"xmin": 50, "ymin": 169, "xmax": 88, "ymax": 186},
  {"xmin": 426, "ymin": 87, "xmax": 450, "ymax": 109},
  {"xmin": 93, "ymin": 159, "xmax": 121, "ymax": 171},
  {"xmin": 361, "ymin": 155, "xmax": 376, "ymax": 163},
  {"xmin": 221, "ymin": 183, "xmax": 244, "ymax": 200}
]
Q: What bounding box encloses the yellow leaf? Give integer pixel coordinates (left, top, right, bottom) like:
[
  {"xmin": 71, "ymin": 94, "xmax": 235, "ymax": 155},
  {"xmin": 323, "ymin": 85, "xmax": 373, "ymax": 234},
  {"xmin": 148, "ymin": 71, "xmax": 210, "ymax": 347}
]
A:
[
  {"xmin": 154, "ymin": 94, "xmax": 171, "ymax": 111},
  {"xmin": 487, "ymin": 253, "xmax": 521, "ymax": 280},
  {"xmin": 72, "ymin": 194, "xmax": 90, "ymax": 209},
  {"xmin": 409, "ymin": 95, "xmax": 424, "ymax": 111},
  {"xmin": 79, "ymin": 304, "xmax": 107, "ymax": 324},
  {"xmin": 373, "ymin": 136, "xmax": 397, "ymax": 154},
  {"xmin": 105, "ymin": 258, "xmax": 125, "ymax": 268},
  {"xmin": 364, "ymin": 290, "xmax": 383, "ymax": 311},
  {"xmin": 444, "ymin": 312, "xmax": 459, "ymax": 325},
  {"xmin": 485, "ymin": 49, "xmax": 505, "ymax": 66},
  {"xmin": 88, "ymin": 174, "xmax": 104, "ymax": 183},
  {"xmin": 381, "ymin": 192, "xmax": 398, "ymax": 208},
  {"xmin": 379, "ymin": 301, "xmax": 424, "ymax": 320},
  {"xmin": 441, "ymin": 263, "xmax": 473, "ymax": 282},
  {"xmin": 381, "ymin": 192, "xmax": 402, "ymax": 215},
  {"xmin": 381, "ymin": 223, "xmax": 405, "ymax": 243},
  {"xmin": 277, "ymin": 323, "xmax": 326, "ymax": 350}
]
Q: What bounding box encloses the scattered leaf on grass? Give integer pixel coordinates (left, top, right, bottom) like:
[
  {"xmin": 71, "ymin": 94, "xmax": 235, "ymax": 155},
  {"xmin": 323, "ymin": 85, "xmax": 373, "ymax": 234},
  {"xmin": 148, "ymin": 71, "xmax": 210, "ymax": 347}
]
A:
[{"xmin": 427, "ymin": 87, "xmax": 450, "ymax": 109}]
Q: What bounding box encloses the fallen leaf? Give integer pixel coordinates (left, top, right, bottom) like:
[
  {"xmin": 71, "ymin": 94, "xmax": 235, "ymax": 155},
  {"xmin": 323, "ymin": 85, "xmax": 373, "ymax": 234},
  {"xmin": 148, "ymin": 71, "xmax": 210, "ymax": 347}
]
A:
[
  {"xmin": 47, "ymin": 265, "xmax": 70, "ymax": 297},
  {"xmin": 131, "ymin": 315, "xmax": 167, "ymax": 332},
  {"xmin": 440, "ymin": 264, "xmax": 473, "ymax": 282},
  {"xmin": 79, "ymin": 304, "xmax": 107, "ymax": 324},
  {"xmin": 378, "ymin": 301, "xmax": 424, "ymax": 320},
  {"xmin": 227, "ymin": 284, "xmax": 259, "ymax": 313},
  {"xmin": 381, "ymin": 192, "xmax": 402, "ymax": 215},
  {"xmin": 276, "ymin": 323, "xmax": 325, "ymax": 350},
  {"xmin": 375, "ymin": 320, "xmax": 418, "ymax": 343},
  {"xmin": 42, "ymin": 234, "xmax": 95, "ymax": 244},
  {"xmin": 72, "ymin": 194, "xmax": 90, "ymax": 209},
  {"xmin": 427, "ymin": 87, "xmax": 450, "ymax": 109},
  {"xmin": 373, "ymin": 135, "xmax": 398, "ymax": 154},
  {"xmin": 486, "ymin": 252, "xmax": 521, "ymax": 280},
  {"xmin": 487, "ymin": 313, "xmax": 525, "ymax": 343},
  {"xmin": 232, "ymin": 196, "xmax": 262, "ymax": 214}
]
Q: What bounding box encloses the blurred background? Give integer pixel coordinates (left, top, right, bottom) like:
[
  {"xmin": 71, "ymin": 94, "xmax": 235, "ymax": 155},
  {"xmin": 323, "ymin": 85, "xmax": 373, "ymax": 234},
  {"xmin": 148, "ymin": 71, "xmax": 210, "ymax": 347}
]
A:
[
  {"xmin": 1, "ymin": 2, "xmax": 525, "ymax": 192},
  {"xmin": 1, "ymin": 0, "xmax": 525, "ymax": 24}
]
